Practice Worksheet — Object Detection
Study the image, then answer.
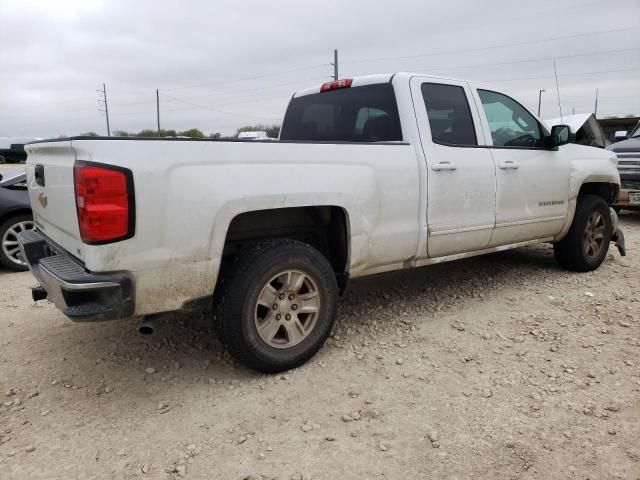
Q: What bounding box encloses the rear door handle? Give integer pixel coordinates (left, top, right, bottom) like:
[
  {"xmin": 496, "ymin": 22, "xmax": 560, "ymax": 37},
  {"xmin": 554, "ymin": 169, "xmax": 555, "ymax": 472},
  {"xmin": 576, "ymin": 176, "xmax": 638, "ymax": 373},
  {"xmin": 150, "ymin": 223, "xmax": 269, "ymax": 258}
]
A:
[
  {"xmin": 431, "ymin": 161, "xmax": 457, "ymax": 171},
  {"xmin": 499, "ymin": 161, "xmax": 519, "ymax": 170}
]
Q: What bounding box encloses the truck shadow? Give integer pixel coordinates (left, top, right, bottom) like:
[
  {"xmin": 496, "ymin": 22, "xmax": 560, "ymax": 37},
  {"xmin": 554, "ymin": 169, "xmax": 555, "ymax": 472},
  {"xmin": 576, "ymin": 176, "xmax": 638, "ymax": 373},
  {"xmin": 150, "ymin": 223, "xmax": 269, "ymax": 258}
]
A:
[
  {"xmin": 13, "ymin": 235, "xmax": 632, "ymax": 406},
  {"xmin": 41, "ymin": 244, "xmax": 543, "ymax": 355}
]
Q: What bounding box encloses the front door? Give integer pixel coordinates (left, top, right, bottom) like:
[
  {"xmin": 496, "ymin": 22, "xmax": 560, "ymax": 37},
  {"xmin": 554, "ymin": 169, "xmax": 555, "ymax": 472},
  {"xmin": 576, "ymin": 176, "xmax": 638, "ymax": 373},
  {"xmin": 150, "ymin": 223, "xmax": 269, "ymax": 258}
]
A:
[
  {"xmin": 411, "ymin": 77, "xmax": 496, "ymax": 258},
  {"xmin": 471, "ymin": 88, "xmax": 570, "ymax": 246}
]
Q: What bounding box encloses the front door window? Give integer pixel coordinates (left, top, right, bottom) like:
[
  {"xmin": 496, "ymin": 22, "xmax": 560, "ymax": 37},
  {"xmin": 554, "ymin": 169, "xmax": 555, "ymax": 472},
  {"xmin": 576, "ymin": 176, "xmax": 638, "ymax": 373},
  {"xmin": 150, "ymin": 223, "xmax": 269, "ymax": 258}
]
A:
[{"xmin": 478, "ymin": 90, "xmax": 544, "ymax": 148}]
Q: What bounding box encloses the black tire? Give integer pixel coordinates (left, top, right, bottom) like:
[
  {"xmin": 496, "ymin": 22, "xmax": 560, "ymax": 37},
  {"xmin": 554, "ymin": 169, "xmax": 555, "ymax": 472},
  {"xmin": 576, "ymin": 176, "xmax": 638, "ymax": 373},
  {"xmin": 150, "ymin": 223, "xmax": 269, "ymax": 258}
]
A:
[
  {"xmin": 0, "ymin": 214, "xmax": 33, "ymax": 271},
  {"xmin": 553, "ymin": 194, "xmax": 612, "ymax": 272},
  {"xmin": 214, "ymin": 239, "xmax": 339, "ymax": 373}
]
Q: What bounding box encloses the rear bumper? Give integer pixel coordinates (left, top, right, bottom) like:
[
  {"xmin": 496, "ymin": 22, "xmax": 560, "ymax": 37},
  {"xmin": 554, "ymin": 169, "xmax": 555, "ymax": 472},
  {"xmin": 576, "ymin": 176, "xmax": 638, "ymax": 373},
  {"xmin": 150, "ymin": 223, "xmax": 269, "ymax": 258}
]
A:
[{"xmin": 17, "ymin": 229, "xmax": 134, "ymax": 321}]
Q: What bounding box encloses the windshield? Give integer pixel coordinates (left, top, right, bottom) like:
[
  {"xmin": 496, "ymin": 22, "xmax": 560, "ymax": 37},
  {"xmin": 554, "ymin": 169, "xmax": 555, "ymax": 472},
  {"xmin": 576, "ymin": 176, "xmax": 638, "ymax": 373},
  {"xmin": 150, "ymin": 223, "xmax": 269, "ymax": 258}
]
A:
[
  {"xmin": 280, "ymin": 84, "xmax": 402, "ymax": 142},
  {"xmin": 631, "ymin": 122, "xmax": 640, "ymax": 138}
]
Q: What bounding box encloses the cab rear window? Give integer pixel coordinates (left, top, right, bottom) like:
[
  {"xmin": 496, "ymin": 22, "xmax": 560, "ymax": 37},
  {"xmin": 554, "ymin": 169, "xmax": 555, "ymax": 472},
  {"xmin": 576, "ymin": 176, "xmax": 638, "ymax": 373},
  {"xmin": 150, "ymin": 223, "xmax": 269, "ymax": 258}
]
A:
[{"xmin": 280, "ymin": 84, "xmax": 402, "ymax": 142}]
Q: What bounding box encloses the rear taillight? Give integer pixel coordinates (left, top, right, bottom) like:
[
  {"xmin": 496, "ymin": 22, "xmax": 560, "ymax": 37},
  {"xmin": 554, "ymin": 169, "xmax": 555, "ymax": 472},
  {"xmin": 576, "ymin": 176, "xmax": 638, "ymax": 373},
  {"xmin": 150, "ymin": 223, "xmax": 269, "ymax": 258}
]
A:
[
  {"xmin": 74, "ymin": 162, "xmax": 134, "ymax": 244},
  {"xmin": 320, "ymin": 78, "xmax": 353, "ymax": 92}
]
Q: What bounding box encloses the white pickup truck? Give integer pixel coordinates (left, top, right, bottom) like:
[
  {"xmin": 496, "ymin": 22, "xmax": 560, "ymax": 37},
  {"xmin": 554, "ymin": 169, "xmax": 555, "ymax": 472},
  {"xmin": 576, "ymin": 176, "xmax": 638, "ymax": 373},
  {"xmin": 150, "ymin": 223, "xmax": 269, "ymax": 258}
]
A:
[{"xmin": 18, "ymin": 73, "xmax": 625, "ymax": 372}]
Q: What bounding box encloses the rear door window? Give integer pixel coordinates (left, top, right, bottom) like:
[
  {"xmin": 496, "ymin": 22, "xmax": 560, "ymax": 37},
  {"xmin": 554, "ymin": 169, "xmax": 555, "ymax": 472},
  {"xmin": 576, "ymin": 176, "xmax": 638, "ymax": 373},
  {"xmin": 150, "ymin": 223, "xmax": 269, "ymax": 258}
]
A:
[
  {"xmin": 280, "ymin": 84, "xmax": 402, "ymax": 142},
  {"xmin": 421, "ymin": 83, "xmax": 477, "ymax": 147}
]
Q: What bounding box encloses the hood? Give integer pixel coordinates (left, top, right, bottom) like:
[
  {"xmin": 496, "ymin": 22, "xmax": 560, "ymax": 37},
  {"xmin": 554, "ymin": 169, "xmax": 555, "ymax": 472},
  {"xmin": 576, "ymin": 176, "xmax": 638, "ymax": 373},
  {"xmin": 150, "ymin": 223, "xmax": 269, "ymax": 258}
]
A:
[
  {"xmin": 546, "ymin": 113, "xmax": 593, "ymax": 133},
  {"xmin": 0, "ymin": 169, "xmax": 27, "ymax": 187},
  {"xmin": 608, "ymin": 136, "xmax": 640, "ymax": 153}
]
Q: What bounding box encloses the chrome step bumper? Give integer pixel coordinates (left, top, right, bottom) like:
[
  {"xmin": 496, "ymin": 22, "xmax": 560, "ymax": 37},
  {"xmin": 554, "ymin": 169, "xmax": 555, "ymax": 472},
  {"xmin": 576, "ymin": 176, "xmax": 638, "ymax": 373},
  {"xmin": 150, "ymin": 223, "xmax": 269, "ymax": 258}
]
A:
[{"xmin": 17, "ymin": 229, "xmax": 133, "ymax": 321}]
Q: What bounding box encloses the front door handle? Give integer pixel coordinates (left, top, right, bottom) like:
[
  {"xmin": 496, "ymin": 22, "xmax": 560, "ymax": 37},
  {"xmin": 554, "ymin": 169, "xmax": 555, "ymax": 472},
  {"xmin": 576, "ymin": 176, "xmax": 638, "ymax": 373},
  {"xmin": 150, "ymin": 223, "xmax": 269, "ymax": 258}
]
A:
[
  {"xmin": 431, "ymin": 161, "xmax": 457, "ymax": 171},
  {"xmin": 499, "ymin": 161, "xmax": 519, "ymax": 170}
]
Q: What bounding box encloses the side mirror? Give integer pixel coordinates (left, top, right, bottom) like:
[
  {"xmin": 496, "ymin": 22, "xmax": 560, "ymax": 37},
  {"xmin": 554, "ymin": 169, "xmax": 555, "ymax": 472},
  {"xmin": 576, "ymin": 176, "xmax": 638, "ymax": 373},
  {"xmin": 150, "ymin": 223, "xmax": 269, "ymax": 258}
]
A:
[
  {"xmin": 548, "ymin": 124, "xmax": 571, "ymax": 148},
  {"xmin": 614, "ymin": 130, "xmax": 628, "ymax": 141}
]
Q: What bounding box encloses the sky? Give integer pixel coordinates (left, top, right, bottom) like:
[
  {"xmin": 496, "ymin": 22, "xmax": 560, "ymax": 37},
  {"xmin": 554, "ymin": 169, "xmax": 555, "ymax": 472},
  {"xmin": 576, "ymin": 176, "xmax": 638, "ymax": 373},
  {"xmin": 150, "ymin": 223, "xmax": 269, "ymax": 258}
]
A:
[{"xmin": 1, "ymin": 0, "xmax": 639, "ymax": 138}]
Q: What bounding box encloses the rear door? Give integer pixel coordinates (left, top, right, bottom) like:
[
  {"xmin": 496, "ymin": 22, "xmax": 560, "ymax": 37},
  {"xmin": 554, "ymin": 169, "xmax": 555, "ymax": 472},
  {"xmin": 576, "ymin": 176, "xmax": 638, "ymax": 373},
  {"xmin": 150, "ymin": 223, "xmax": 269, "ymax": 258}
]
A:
[
  {"xmin": 410, "ymin": 77, "xmax": 496, "ymax": 258},
  {"xmin": 24, "ymin": 141, "xmax": 84, "ymax": 259},
  {"xmin": 471, "ymin": 87, "xmax": 570, "ymax": 246}
]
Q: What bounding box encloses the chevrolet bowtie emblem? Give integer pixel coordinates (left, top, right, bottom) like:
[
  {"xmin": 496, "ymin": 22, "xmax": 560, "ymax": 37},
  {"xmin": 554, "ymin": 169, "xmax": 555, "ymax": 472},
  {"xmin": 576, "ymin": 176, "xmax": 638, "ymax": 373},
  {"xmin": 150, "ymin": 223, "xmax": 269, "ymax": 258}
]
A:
[{"xmin": 38, "ymin": 192, "xmax": 48, "ymax": 209}]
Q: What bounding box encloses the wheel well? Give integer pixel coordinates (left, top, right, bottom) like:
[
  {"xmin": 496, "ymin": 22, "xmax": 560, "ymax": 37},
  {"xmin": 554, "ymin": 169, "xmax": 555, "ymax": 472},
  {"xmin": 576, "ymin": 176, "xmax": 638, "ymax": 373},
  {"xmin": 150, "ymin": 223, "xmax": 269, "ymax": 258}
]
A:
[
  {"xmin": 578, "ymin": 182, "xmax": 619, "ymax": 204},
  {"xmin": 223, "ymin": 206, "xmax": 349, "ymax": 274}
]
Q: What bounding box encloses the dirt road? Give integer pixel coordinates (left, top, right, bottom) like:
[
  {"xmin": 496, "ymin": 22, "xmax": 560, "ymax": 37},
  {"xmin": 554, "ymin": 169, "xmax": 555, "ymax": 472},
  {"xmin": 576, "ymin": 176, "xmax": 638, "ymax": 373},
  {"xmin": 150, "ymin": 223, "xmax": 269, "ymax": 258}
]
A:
[{"xmin": 0, "ymin": 200, "xmax": 638, "ymax": 479}]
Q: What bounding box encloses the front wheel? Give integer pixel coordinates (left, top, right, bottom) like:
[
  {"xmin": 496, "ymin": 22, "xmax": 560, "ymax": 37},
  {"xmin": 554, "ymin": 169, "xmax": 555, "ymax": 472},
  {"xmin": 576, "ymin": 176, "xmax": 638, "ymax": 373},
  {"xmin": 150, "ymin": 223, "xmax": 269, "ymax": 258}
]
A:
[
  {"xmin": 554, "ymin": 194, "xmax": 612, "ymax": 272},
  {"xmin": 214, "ymin": 239, "xmax": 339, "ymax": 373}
]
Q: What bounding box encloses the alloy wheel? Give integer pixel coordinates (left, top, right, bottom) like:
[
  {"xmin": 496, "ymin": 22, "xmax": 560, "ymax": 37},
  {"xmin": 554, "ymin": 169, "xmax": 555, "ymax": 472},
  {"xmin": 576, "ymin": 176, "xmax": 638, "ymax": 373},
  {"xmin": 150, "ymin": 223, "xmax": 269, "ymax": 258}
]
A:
[
  {"xmin": 254, "ymin": 270, "xmax": 321, "ymax": 349},
  {"xmin": 583, "ymin": 211, "xmax": 606, "ymax": 259},
  {"xmin": 2, "ymin": 219, "xmax": 33, "ymax": 267}
]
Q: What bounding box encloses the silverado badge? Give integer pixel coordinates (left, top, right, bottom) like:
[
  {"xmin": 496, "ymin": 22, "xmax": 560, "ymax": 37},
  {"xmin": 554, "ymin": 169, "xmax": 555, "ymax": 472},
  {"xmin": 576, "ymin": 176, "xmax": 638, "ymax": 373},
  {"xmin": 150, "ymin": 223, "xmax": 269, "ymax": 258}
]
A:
[{"xmin": 38, "ymin": 192, "xmax": 48, "ymax": 209}]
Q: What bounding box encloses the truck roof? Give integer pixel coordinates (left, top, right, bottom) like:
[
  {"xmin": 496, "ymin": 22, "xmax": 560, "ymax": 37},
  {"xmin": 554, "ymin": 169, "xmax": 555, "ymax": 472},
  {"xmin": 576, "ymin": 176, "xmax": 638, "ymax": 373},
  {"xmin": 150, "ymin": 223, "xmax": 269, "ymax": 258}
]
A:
[{"xmin": 293, "ymin": 72, "xmax": 478, "ymax": 98}]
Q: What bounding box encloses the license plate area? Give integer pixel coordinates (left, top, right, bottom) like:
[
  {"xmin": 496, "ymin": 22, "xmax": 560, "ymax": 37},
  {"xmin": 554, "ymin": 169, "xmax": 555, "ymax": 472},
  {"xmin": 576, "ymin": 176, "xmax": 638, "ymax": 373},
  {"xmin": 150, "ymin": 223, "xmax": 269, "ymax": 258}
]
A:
[{"xmin": 630, "ymin": 192, "xmax": 640, "ymax": 204}]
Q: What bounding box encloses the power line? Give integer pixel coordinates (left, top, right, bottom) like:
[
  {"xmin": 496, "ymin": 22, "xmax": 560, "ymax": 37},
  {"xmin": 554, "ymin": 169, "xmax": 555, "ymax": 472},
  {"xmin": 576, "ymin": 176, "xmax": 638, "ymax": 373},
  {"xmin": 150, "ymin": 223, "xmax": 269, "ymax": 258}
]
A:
[
  {"xmin": 164, "ymin": 63, "xmax": 329, "ymax": 92},
  {"xmin": 483, "ymin": 66, "xmax": 640, "ymax": 83},
  {"xmin": 31, "ymin": 26, "xmax": 640, "ymax": 110},
  {"xmin": 560, "ymin": 93, "xmax": 638, "ymax": 100},
  {"xmin": 165, "ymin": 93, "xmax": 293, "ymax": 113},
  {"xmin": 9, "ymin": 64, "xmax": 639, "ymax": 122},
  {"xmin": 161, "ymin": 94, "xmax": 282, "ymax": 121},
  {"xmin": 109, "ymin": 110, "xmax": 157, "ymax": 117},
  {"xmin": 28, "ymin": 74, "xmax": 323, "ymax": 114},
  {"xmin": 15, "ymin": 29, "xmax": 640, "ymax": 117},
  {"xmin": 419, "ymin": 47, "xmax": 640, "ymax": 74},
  {"xmin": 160, "ymin": 47, "xmax": 638, "ymax": 107},
  {"xmin": 161, "ymin": 75, "xmax": 331, "ymax": 103},
  {"xmin": 341, "ymin": 25, "xmax": 640, "ymax": 66},
  {"xmin": 99, "ymin": 92, "xmax": 292, "ymax": 118}
]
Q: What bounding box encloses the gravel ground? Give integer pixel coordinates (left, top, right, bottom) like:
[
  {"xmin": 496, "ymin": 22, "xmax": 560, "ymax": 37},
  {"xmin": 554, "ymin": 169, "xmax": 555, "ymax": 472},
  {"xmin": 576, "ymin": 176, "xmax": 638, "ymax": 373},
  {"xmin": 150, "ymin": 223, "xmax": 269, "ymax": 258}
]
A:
[{"xmin": 0, "ymin": 185, "xmax": 638, "ymax": 479}]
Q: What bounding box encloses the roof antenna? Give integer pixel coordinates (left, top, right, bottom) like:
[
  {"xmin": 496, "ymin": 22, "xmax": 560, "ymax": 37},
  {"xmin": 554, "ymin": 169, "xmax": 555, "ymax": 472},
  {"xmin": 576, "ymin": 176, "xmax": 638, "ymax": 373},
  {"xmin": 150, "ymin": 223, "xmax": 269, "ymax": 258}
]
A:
[{"xmin": 553, "ymin": 60, "xmax": 563, "ymax": 122}]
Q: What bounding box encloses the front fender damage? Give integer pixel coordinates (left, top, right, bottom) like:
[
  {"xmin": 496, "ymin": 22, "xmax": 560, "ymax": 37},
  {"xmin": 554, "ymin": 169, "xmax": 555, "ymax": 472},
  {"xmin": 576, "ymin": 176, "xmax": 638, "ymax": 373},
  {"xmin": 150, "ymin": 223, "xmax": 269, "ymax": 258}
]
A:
[{"xmin": 609, "ymin": 208, "xmax": 626, "ymax": 256}]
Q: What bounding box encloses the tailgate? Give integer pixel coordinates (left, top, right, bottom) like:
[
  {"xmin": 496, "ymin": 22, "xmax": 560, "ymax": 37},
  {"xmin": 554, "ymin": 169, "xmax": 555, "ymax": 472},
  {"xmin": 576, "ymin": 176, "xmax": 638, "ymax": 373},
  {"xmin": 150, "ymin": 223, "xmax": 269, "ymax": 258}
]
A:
[{"xmin": 25, "ymin": 141, "xmax": 85, "ymax": 261}]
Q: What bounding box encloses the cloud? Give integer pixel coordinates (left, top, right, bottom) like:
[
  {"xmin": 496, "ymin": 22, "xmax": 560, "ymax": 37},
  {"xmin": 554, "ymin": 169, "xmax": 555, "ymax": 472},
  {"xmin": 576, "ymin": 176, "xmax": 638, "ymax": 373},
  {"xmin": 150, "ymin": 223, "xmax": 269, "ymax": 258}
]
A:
[{"xmin": 1, "ymin": 0, "xmax": 639, "ymax": 137}]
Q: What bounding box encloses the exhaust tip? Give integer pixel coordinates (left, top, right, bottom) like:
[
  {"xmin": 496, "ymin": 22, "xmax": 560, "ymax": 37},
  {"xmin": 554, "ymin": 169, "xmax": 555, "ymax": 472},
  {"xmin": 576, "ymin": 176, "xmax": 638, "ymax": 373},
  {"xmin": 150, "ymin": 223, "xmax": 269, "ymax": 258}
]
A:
[
  {"xmin": 32, "ymin": 286, "xmax": 47, "ymax": 302},
  {"xmin": 138, "ymin": 323, "xmax": 154, "ymax": 336}
]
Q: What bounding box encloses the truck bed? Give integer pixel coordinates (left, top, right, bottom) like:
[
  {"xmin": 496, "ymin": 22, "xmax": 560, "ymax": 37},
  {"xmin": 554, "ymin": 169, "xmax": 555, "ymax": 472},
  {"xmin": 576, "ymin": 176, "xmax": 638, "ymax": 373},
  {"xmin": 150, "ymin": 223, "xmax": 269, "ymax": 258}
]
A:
[{"xmin": 25, "ymin": 136, "xmax": 421, "ymax": 315}]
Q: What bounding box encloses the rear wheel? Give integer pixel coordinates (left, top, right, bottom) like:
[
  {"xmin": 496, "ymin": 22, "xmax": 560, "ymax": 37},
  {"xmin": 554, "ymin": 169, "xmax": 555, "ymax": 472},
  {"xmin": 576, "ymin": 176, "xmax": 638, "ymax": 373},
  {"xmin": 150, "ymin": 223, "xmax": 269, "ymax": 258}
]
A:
[
  {"xmin": 0, "ymin": 214, "xmax": 34, "ymax": 271},
  {"xmin": 214, "ymin": 239, "xmax": 339, "ymax": 373},
  {"xmin": 554, "ymin": 194, "xmax": 612, "ymax": 272}
]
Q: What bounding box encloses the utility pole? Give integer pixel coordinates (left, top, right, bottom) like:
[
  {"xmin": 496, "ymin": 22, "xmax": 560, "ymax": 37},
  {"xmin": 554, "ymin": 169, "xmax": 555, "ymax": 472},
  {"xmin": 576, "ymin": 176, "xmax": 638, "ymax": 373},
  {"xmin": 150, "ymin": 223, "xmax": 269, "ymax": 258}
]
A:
[
  {"xmin": 594, "ymin": 88, "xmax": 599, "ymax": 118},
  {"xmin": 553, "ymin": 60, "xmax": 563, "ymax": 122},
  {"xmin": 537, "ymin": 89, "xmax": 545, "ymax": 117},
  {"xmin": 97, "ymin": 83, "xmax": 111, "ymax": 136},
  {"xmin": 331, "ymin": 49, "xmax": 339, "ymax": 81},
  {"xmin": 156, "ymin": 89, "xmax": 161, "ymax": 134}
]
